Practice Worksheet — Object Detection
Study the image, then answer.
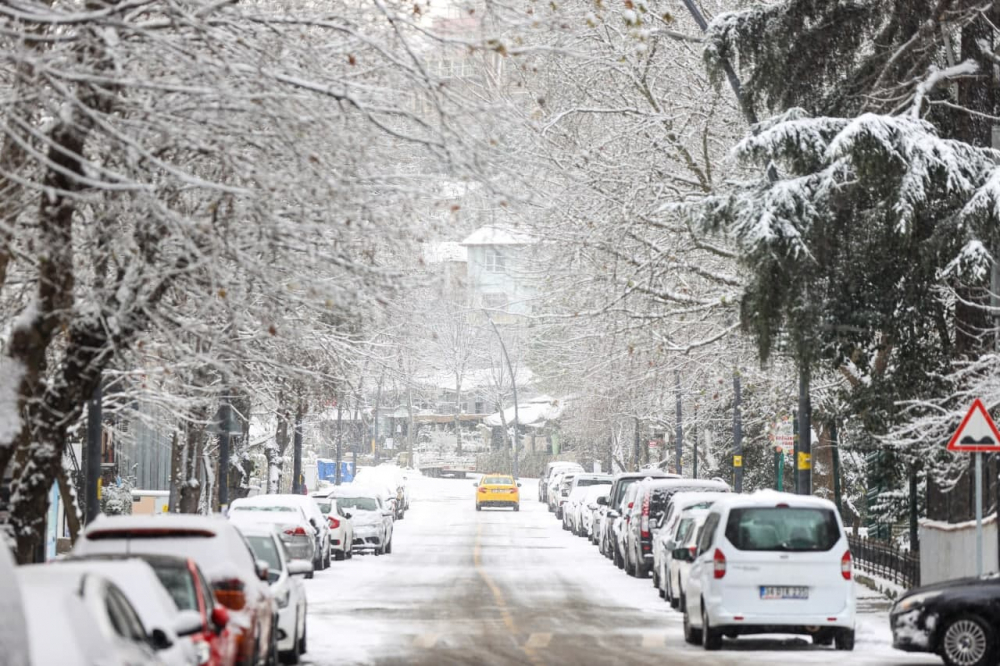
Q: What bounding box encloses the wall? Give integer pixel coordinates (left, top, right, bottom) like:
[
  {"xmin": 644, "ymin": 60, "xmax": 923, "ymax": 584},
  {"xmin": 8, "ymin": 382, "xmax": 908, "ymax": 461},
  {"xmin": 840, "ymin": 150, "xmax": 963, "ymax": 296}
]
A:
[
  {"xmin": 466, "ymin": 245, "xmax": 535, "ymax": 315},
  {"xmin": 919, "ymin": 513, "xmax": 998, "ymax": 585}
]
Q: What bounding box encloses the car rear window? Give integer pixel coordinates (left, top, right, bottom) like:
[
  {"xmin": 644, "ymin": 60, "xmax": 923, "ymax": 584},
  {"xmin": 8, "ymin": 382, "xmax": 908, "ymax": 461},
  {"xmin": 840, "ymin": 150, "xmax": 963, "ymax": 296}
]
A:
[
  {"xmin": 725, "ymin": 507, "xmax": 841, "ymax": 552},
  {"xmin": 337, "ymin": 497, "xmax": 379, "ymax": 511},
  {"xmin": 233, "ymin": 505, "xmax": 297, "ymax": 512},
  {"xmin": 575, "ymin": 478, "xmax": 606, "ymax": 488},
  {"xmin": 483, "ymin": 476, "xmax": 512, "ymax": 485},
  {"xmin": 148, "ymin": 562, "xmax": 198, "ymax": 612}
]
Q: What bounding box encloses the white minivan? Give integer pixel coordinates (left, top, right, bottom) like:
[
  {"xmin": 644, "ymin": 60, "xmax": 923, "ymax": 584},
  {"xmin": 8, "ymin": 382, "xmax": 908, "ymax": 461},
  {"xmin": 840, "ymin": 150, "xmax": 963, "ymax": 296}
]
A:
[{"xmin": 682, "ymin": 491, "xmax": 855, "ymax": 651}]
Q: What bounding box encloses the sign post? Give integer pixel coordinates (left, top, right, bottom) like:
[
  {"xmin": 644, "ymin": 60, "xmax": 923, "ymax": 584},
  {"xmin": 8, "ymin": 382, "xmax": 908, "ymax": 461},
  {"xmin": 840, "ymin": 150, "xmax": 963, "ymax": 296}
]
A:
[{"xmin": 946, "ymin": 398, "xmax": 1000, "ymax": 576}]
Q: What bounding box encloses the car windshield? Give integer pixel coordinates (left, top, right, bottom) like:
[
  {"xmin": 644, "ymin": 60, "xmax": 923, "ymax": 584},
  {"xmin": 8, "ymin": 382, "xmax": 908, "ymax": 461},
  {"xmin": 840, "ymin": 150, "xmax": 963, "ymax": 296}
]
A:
[
  {"xmin": 337, "ymin": 497, "xmax": 379, "ymax": 511},
  {"xmin": 725, "ymin": 507, "xmax": 841, "ymax": 552}
]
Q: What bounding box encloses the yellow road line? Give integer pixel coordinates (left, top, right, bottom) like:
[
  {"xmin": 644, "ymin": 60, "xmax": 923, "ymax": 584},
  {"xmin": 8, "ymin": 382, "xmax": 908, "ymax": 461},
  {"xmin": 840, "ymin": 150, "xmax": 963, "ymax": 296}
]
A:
[
  {"xmin": 413, "ymin": 633, "xmax": 442, "ymax": 648},
  {"xmin": 525, "ymin": 633, "xmax": 553, "ymax": 649},
  {"xmin": 642, "ymin": 633, "xmax": 666, "ymax": 649},
  {"xmin": 473, "ymin": 522, "xmax": 546, "ymax": 666}
]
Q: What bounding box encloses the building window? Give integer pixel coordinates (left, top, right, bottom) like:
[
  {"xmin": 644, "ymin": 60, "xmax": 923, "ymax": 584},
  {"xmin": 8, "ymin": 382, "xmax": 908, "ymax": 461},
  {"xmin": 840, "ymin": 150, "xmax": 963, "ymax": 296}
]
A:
[
  {"xmin": 482, "ymin": 292, "xmax": 508, "ymax": 311},
  {"xmin": 484, "ymin": 249, "xmax": 505, "ymax": 273}
]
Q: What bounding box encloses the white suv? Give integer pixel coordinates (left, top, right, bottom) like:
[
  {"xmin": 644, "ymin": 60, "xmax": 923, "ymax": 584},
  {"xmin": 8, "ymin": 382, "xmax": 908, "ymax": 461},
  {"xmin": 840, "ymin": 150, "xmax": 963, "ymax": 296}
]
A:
[{"xmin": 682, "ymin": 491, "xmax": 855, "ymax": 651}]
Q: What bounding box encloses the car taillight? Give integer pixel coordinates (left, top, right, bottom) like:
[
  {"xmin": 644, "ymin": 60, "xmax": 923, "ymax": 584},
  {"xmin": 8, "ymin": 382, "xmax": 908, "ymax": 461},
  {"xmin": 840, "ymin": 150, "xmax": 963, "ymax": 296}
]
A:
[
  {"xmin": 640, "ymin": 494, "xmax": 650, "ymax": 537},
  {"xmin": 328, "ymin": 516, "xmax": 340, "ymax": 529},
  {"xmin": 689, "ymin": 545, "xmax": 697, "ymax": 557},
  {"xmin": 479, "ymin": 487, "xmax": 487, "ymax": 494},
  {"xmin": 713, "ymin": 548, "xmax": 727, "ymax": 579},
  {"xmin": 509, "ymin": 489, "xmax": 517, "ymax": 494},
  {"xmin": 841, "ymin": 550, "xmax": 852, "ymax": 580},
  {"xmin": 213, "ymin": 578, "xmax": 247, "ymax": 611},
  {"xmin": 284, "ymin": 526, "xmax": 307, "ymax": 536}
]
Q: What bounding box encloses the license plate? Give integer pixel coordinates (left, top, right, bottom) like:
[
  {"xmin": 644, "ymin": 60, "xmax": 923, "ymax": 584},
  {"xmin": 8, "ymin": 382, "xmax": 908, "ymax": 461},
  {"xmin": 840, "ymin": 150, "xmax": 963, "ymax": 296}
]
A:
[{"xmin": 760, "ymin": 586, "xmax": 809, "ymax": 600}]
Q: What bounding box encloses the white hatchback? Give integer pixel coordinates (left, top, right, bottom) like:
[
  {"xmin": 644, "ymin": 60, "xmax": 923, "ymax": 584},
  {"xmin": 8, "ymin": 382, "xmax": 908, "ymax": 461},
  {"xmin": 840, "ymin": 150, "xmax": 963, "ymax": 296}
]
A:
[{"xmin": 682, "ymin": 491, "xmax": 855, "ymax": 651}]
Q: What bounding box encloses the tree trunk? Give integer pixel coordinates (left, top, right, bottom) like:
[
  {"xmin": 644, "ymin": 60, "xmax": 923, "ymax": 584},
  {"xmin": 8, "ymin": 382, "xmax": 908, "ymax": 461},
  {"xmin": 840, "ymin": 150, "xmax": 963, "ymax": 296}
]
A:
[{"xmin": 178, "ymin": 421, "xmax": 204, "ymax": 514}]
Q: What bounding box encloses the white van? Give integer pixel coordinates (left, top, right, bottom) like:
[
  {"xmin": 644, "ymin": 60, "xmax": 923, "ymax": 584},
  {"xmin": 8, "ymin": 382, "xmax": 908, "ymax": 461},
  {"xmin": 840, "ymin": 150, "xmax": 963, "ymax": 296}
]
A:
[{"xmin": 682, "ymin": 491, "xmax": 855, "ymax": 651}]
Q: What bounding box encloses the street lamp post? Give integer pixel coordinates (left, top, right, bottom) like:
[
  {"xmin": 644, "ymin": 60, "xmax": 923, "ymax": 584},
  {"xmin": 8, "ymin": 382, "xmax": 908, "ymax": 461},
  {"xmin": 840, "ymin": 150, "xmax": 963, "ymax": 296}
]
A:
[{"xmin": 485, "ymin": 311, "xmax": 519, "ymax": 479}]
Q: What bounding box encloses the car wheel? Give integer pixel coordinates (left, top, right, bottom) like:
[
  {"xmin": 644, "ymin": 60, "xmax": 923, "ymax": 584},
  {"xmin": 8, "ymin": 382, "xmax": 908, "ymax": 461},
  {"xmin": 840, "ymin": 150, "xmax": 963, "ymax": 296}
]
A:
[
  {"xmin": 636, "ymin": 556, "xmax": 650, "ymax": 579},
  {"xmin": 385, "ymin": 539, "xmax": 393, "ymax": 554},
  {"xmin": 683, "ymin": 600, "xmax": 701, "ymax": 645},
  {"xmin": 702, "ymin": 605, "xmax": 723, "ymax": 650},
  {"xmin": 514, "ymin": 504, "xmax": 520, "ymax": 512},
  {"xmin": 835, "ymin": 628, "xmax": 856, "ymax": 652},
  {"xmin": 626, "ymin": 552, "xmax": 637, "ymax": 577},
  {"xmin": 324, "ymin": 543, "xmax": 332, "ymax": 569},
  {"xmin": 812, "ymin": 631, "xmax": 834, "ymax": 646},
  {"xmin": 652, "ymin": 566, "xmax": 660, "ymax": 589},
  {"xmin": 298, "ymin": 619, "xmax": 307, "ymax": 655},
  {"xmin": 476, "ymin": 503, "xmax": 482, "ymax": 512},
  {"xmin": 335, "ymin": 549, "xmax": 346, "ymax": 561},
  {"xmin": 267, "ymin": 616, "xmax": 280, "ymax": 666}
]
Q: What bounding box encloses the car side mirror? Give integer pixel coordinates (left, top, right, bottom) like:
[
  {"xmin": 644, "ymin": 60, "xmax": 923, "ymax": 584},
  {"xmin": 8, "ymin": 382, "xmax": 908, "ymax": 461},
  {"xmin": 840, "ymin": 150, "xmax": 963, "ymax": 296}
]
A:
[
  {"xmin": 607, "ymin": 510, "xmax": 619, "ymax": 519},
  {"xmin": 627, "ymin": 502, "xmax": 634, "ymax": 510},
  {"xmin": 672, "ymin": 548, "xmax": 694, "ymax": 562},
  {"xmin": 517, "ymin": 482, "xmax": 522, "ymax": 487},
  {"xmin": 473, "ymin": 482, "xmax": 478, "ymax": 487},
  {"xmin": 383, "ymin": 510, "xmax": 394, "ymax": 517},
  {"xmin": 288, "ymin": 559, "xmax": 314, "ymax": 577},
  {"xmin": 254, "ymin": 559, "xmax": 269, "ymax": 582},
  {"xmin": 596, "ymin": 496, "xmax": 608, "ymax": 506},
  {"xmin": 149, "ymin": 628, "xmax": 173, "ymax": 651},
  {"xmin": 210, "ymin": 606, "xmax": 230, "ymax": 634},
  {"xmin": 173, "ymin": 610, "xmax": 204, "ymax": 638}
]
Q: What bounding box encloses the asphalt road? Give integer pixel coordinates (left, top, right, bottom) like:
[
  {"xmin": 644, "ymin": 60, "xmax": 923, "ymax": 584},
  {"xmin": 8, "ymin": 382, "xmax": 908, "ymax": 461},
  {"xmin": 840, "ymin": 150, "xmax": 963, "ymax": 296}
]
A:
[{"xmin": 303, "ymin": 475, "xmax": 940, "ymax": 666}]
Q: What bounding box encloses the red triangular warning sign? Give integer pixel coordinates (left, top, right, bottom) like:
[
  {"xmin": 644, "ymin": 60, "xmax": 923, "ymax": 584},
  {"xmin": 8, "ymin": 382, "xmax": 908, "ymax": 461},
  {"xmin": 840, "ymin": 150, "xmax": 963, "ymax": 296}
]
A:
[{"xmin": 947, "ymin": 398, "xmax": 1000, "ymax": 452}]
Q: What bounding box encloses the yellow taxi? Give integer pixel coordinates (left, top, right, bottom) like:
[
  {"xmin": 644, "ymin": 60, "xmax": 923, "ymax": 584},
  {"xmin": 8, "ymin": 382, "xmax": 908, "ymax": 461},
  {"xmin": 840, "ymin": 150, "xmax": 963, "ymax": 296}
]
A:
[{"xmin": 474, "ymin": 474, "xmax": 521, "ymax": 511}]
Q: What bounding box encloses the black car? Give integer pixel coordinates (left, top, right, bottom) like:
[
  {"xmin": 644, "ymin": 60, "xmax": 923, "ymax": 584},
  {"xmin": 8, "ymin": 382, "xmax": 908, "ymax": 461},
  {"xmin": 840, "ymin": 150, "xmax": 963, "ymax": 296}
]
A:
[
  {"xmin": 597, "ymin": 470, "xmax": 677, "ymax": 565},
  {"xmin": 890, "ymin": 574, "xmax": 1000, "ymax": 666}
]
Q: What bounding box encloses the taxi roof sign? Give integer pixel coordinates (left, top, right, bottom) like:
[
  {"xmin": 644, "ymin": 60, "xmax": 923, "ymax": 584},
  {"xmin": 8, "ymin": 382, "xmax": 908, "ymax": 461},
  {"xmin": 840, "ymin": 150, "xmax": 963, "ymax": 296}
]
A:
[{"xmin": 947, "ymin": 398, "xmax": 1000, "ymax": 453}]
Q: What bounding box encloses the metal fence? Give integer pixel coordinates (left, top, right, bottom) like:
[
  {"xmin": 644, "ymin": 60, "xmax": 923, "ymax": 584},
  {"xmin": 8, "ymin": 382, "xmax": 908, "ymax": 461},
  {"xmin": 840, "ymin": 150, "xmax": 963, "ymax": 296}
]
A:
[{"xmin": 848, "ymin": 534, "xmax": 920, "ymax": 588}]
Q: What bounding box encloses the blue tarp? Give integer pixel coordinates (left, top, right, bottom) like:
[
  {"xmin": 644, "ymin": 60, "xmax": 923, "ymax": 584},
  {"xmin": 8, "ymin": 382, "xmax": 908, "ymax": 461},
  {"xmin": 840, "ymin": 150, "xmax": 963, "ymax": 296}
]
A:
[{"xmin": 317, "ymin": 459, "xmax": 355, "ymax": 483}]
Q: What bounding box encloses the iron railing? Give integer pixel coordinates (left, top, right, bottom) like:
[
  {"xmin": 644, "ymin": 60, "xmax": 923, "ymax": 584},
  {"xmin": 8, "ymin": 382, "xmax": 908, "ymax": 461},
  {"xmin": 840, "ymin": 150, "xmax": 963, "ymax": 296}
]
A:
[{"xmin": 848, "ymin": 534, "xmax": 920, "ymax": 588}]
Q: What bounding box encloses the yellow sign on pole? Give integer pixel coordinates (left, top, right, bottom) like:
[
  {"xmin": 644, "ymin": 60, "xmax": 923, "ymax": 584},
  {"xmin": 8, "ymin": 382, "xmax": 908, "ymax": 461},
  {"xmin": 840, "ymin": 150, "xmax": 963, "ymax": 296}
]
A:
[
  {"xmin": 733, "ymin": 455, "xmax": 743, "ymax": 468},
  {"xmin": 797, "ymin": 451, "xmax": 812, "ymax": 471},
  {"xmin": 97, "ymin": 477, "xmax": 103, "ymax": 501}
]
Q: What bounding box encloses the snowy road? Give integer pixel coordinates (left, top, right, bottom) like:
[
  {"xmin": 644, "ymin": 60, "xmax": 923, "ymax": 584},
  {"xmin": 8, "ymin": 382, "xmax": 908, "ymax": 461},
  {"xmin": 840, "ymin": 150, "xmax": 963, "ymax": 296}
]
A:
[{"xmin": 302, "ymin": 476, "xmax": 941, "ymax": 666}]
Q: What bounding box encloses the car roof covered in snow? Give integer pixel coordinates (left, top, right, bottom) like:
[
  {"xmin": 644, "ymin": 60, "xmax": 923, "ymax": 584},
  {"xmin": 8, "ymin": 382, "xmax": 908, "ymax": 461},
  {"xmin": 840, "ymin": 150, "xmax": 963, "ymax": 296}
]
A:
[{"xmin": 708, "ymin": 489, "xmax": 840, "ymax": 512}]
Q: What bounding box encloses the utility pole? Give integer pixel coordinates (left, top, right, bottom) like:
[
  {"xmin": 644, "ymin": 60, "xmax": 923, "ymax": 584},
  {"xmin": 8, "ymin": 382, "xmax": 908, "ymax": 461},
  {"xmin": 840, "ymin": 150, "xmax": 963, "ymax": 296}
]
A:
[
  {"xmin": 335, "ymin": 395, "xmax": 343, "ymax": 485},
  {"xmin": 485, "ymin": 311, "xmax": 519, "ymax": 478},
  {"xmin": 692, "ymin": 404, "xmax": 699, "ymax": 480},
  {"xmin": 832, "ymin": 419, "xmax": 843, "ymax": 515},
  {"xmin": 292, "ymin": 404, "xmax": 303, "ymax": 494},
  {"xmin": 218, "ymin": 399, "xmax": 231, "ymax": 511},
  {"xmin": 84, "ymin": 379, "xmax": 103, "ymax": 524},
  {"xmin": 373, "ymin": 375, "xmax": 383, "ymax": 464},
  {"xmin": 797, "ymin": 367, "xmax": 812, "ymax": 495},
  {"xmin": 733, "ymin": 371, "xmax": 743, "ymax": 493},
  {"xmin": 675, "ymin": 370, "xmax": 683, "ymax": 476}
]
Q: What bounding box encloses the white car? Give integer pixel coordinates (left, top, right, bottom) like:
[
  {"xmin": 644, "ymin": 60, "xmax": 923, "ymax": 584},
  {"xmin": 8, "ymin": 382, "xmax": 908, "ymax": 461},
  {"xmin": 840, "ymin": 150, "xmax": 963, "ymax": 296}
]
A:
[
  {"xmin": 330, "ymin": 487, "xmax": 394, "ymax": 555},
  {"xmin": 0, "ymin": 536, "xmax": 29, "ymax": 665},
  {"xmin": 652, "ymin": 491, "xmax": 729, "ymax": 600},
  {"xmin": 310, "ymin": 493, "xmax": 355, "ymax": 560},
  {"xmin": 49, "ymin": 559, "xmax": 202, "ymax": 666},
  {"xmin": 238, "ymin": 524, "xmax": 312, "ymax": 663},
  {"xmin": 661, "ymin": 508, "xmax": 710, "ymax": 609},
  {"xmin": 579, "ymin": 484, "xmax": 612, "ymax": 538},
  {"xmin": 17, "ymin": 565, "xmax": 167, "ymax": 666},
  {"xmin": 682, "ymin": 491, "xmax": 856, "ymax": 651},
  {"xmin": 230, "ymin": 495, "xmax": 332, "ymax": 571},
  {"xmin": 230, "ymin": 502, "xmax": 318, "ymax": 575}
]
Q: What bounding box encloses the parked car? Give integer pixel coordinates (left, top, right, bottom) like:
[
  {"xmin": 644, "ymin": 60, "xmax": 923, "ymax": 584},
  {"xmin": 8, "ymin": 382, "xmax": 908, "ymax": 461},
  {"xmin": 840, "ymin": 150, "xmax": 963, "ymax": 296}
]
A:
[
  {"xmin": 229, "ymin": 504, "xmax": 317, "ymax": 577},
  {"xmin": 475, "ymin": 473, "xmax": 521, "ymax": 511},
  {"xmin": 50, "ymin": 559, "xmax": 202, "ymax": 666},
  {"xmin": 661, "ymin": 508, "xmax": 710, "ymax": 609},
  {"xmin": 539, "ymin": 461, "xmax": 583, "ymax": 503},
  {"xmin": 17, "ymin": 565, "xmax": 166, "ymax": 666},
  {"xmin": 62, "ymin": 553, "xmax": 240, "ymax": 666},
  {"xmin": 613, "ymin": 482, "xmax": 645, "ymax": 570},
  {"xmin": 890, "ymin": 573, "xmax": 1000, "ymax": 666},
  {"xmin": 330, "ymin": 486, "xmax": 394, "ymax": 555},
  {"xmin": 596, "ymin": 470, "xmax": 677, "ymax": 562},
  {"xmin": 230, "ymin": 495, "xmax": 331, "ymax": 571},
  {"xmin": 653, "ymin": 491, "xmax": 729, "ymax": 602},
  {"xmin": 355, "ymin": 465, "xmax": 409, "ymax": 518},
  {"xmin": 682, "ymin": 491, "xmax": 855, "ymax": 651},
  {"xmin": 623, "ymin": 478, "xmax": 730, "ymax": 578},
  {"xmin": 237, "ymin": 524, "xmax": 312, "ymax": 665},
  {"xmin": 0, "ymin": 532, "xmax": 30, "ymax": 666},
  {"xmin": 74, "ymin": 515, "xmax": 277, "ymax": 666},
  {"xmin": 564, "ymin": 483, "xmax": 611, "ymax": 535},
  {"xmin": 546, "ymin": 471, "xmax": 575, "ymax": 513},
  {"xmin": 310, "ymin": 494, "xmax": 355, "ymax": 561}
]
